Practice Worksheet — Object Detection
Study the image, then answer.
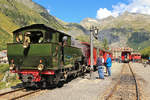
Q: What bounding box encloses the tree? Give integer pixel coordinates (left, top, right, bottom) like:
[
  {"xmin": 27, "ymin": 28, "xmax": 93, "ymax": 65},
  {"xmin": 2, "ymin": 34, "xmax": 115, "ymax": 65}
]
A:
[{"xmin": 102, "ymin": 38, "xmax": 109, "ymax": 50}]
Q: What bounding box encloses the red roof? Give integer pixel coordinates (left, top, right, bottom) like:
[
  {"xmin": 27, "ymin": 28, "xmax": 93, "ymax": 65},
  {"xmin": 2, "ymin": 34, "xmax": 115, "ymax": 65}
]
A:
[{"xmin": 81, "ymin": 42, "xmax": 90, "ymax": 46}]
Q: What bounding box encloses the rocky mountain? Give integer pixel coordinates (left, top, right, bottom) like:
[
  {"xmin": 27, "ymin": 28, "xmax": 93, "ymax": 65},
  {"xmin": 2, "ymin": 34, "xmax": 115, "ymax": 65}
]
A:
[
  {"xmin": 0, "ymin": 0, "xmax": 89, "ymax": 50},
  {"xmin": 80, "ymin": 18, "xmax": 101, "ymax": 29},
  {"xmin": 80, "ymin": 12, "xmax": 150, "ymax": 49}
]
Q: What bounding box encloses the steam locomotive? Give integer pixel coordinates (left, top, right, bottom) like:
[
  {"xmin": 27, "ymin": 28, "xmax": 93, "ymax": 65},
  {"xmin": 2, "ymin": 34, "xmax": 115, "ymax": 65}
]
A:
[{"xmin": 7, "ymin": 24, "xmax": 112, "ymax": 88}]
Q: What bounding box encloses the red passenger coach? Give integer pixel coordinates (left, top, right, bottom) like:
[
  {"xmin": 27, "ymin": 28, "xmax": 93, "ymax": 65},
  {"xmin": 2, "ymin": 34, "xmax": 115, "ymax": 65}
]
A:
[
  {"xmin": 99, "ymin": 49, "xmax": 104, "ymax": 56},
  {"xmin": 103, "ymin": 51, "xmax": 112, "ymax": 63},
  {"xmin": 121, "ymin": 51, "xmax": 131, "ymax": 63},
  {"xmin": 103, "ymin": 52, "xmax": 107, "ymax": 63},
  {"xmin": 93, "ymin": 48, "xmax": 97, "ymax": 65},
  {"xmin": 80, "ymin": 42, "xmax": 97, "ymax": 67},
  {"xmin": 131, "ymin": 53, "xmax": 141, "ymax": 62},
  {"xmin": 80, "ymin": 42, "xmax": 112, "ymax": 69}
]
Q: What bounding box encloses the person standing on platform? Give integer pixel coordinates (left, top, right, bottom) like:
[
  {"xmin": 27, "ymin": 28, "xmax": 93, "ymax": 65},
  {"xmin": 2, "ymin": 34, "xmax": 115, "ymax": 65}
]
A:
[
  {"xmin": 148, "ymin": 56, "xmax": 150, "ymax": 63},
  {"xmin": 96, "ymin": 55, "xmax": 104, "ymax": 79},
  {"xmin": 106, "ymin": 54, "xmax": 112, "ymax": 76}
]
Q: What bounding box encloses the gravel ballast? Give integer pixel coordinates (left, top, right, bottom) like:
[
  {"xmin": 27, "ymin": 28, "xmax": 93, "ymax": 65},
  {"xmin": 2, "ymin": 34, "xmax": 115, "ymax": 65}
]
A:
[
  {"xmin": 130, "ymin": 62, "xmax": 150, "ymax": 100},
  {"xmin": 25, "ymin": 62, "xmax": 123, "ymax": 100}
]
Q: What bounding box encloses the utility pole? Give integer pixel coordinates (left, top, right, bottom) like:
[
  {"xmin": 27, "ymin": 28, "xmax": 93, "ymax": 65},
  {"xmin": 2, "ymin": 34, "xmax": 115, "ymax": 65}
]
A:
[
  {"xmin": 90, "ymin": 26, "xmax": 99, "ymax": 79},
  {"xmin": 90, "ymin": 26, "xmax": 94, "ymax": 79}
]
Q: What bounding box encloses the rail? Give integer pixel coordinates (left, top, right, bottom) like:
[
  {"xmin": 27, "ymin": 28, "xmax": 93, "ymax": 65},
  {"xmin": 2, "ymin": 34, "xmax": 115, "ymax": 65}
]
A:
[
  {"xmin": 0, "ymin": 88, "xmax": 42, "ymax": 100},
  {"xmin": 105, "ymin": 63, "xmax": 140, "ymax": 100},
  {"xmin": 128, "ymin": 63, "xmax": 139, "ymax": 100},
  {"xmin": 0, "ymin": 88, "xmax": 24, "ymax": 96}
]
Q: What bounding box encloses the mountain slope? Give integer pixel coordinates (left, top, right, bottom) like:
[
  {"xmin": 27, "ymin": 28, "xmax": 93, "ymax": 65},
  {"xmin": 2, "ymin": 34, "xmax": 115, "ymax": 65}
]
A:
[
  {"xmin": 0, "ymin": 0, "xmax": 89, "ymax": 50},
  {"xmin": 0, "ymin": 0, "xmax": 64, "ymax": 50},
  {"xmin": 0, "ymin": 0, "xmax": 65, "ymax": 29},
  {"xmin": 0, "ymin": 12, "xmax": 19, "ymax": 50},
  {"xmin": 80, "ymin": 12, "xmax": 150, "ymax": 49}
]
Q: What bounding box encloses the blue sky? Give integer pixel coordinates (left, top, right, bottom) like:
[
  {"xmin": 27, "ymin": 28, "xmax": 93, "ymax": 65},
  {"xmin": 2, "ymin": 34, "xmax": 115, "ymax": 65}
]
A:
[{"xmin": 32, "ymin": 0, "xmax": 150, "ymax": 23}]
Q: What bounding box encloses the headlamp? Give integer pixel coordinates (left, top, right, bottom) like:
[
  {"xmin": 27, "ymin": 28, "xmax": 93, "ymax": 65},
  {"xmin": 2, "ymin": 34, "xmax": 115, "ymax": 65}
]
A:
[
  {"xmin": 37, "ymin": 64, "xmax": 44, "ymax": 71},
  {"xmin": 9, "ymin": 64, "xmax": 15, "ymax": 70}
]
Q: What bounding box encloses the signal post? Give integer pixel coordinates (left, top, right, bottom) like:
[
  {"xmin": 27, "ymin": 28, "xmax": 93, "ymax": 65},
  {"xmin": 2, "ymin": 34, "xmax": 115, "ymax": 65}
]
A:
[{"xmin": 90, "ymin": 26, "xmax": 99, "ymax": 79}]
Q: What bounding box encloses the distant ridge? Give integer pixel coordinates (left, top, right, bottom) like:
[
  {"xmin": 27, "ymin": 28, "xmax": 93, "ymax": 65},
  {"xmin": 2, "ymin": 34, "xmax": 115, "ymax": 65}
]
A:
[{"xmin": 80, "ymin": 12, "xmax": 150, "ymax": 49}]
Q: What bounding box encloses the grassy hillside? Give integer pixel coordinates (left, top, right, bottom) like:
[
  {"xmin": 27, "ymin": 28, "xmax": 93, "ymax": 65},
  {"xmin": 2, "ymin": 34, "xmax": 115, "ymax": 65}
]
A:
[
  {"xmin": 0, "ymin": 0, "xmax": 65, "ymax": 29},
  {"xmin": 0, "ymin": 0, "xmax": 66, "ymax": 50},
  {"xmin": 140, "ymin": 46, "xmax": 150, "ymax": 58},
  {"xmin": 0, "ymin": 12, "xmax": 20, "ymax": 50},
  {"xmin": 0, "ymin": 0, "xmax": 90, "ymax": 50}
]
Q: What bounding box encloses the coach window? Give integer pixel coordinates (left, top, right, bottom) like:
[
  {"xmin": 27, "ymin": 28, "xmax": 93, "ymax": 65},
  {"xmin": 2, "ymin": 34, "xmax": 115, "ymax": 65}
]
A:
[
  {"xmin": 59, "ymin": 34, "xmax": 63, "ymax": 45},
  {"xmin": 59, "ymin": 34, "xmax": 68, "ymax": 45},
  {"xmin": 24, "ymin": 31, "xmax": 43, "ymax": 43},
  {"xmin": 45, "ymin": 31, "xmax": 53, "ymax": 42},
  {"xmin": 67, "ymin": 36, "xmax": 71, "ymax": 46},
  {"xmin": 16, "ymin": 33, "xmax": 23, "ymax": 43},
  {"xmin": 24, "ymin": 32, "xmax": 31, "ymax": 44}
]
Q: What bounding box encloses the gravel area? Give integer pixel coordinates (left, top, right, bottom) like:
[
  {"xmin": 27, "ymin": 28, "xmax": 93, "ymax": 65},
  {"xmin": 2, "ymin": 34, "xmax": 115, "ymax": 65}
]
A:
[
  {"xmin": 130, "ymin": 62, "xmax": 150, "ymax": 100},
  {"xmin": 0, "ymin": 83, "xmax": 22, "ymax": 94},
  {"xmin": 108, "ymin": 64, "xmax": 137, "ymax": 100},
  {"xmin": 22, "ymin": 62, "xmax": 123, "ymax": 100}
]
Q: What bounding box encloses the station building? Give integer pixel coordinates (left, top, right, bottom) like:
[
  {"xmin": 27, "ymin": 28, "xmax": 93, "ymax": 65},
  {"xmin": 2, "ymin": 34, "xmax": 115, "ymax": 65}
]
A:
[{"xmin": 111, "ymin": 47, "xmax": 134, "ymax": 61}]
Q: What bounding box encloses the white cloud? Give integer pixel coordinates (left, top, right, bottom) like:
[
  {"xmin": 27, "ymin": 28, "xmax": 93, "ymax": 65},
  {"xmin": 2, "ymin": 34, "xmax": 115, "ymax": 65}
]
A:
[
  {"xmin": 96, "ymin": 8, "xmax": 112, "ymax": 19},
  {"xmin": 96, "ymin": 0, "xmax": 150, "ymax": 19},
  {"xmin": 47, "ymin": 9, "xmax": 50, "ymax": 13}
]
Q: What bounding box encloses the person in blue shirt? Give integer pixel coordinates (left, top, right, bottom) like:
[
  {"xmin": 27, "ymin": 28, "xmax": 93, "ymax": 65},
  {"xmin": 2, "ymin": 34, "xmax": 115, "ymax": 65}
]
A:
[{"xmin": 106, "ymin": 54, "xmax": 112, "ymax": 76}]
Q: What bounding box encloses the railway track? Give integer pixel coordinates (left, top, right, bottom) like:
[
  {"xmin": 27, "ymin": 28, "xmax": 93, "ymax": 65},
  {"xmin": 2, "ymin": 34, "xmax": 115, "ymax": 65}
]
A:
[
  {"xmin": 105, "ymin": 63, "xmax": 140, "ymax": 100},
  {"xmin": 0, "ymin": 88, "xmax": 42, "ymax": 100}
]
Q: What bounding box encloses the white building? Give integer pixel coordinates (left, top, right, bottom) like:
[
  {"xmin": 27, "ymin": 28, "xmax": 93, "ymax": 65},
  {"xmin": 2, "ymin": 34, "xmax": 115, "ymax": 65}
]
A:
[{"xmin": 0, "ymin": 50, "xmax": 8, "ymax": 64}]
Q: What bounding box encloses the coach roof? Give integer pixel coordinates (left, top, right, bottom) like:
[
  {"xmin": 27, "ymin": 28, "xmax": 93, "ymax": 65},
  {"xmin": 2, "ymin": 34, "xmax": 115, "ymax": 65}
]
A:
[{"xmin": 13, "ymin": 24, "xmax": 71, "ymax": 37}]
